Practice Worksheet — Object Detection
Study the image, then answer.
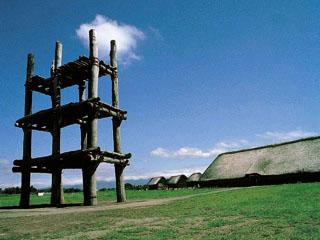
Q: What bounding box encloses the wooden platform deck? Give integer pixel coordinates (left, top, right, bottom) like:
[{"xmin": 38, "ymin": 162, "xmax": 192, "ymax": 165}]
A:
[
  {"xmin": 15, "ymin": 98, "xmax": 127, "ymax": 132},
  {"xmin": 28, "ymin": 56, "xmax": 114, "ymax": 95}
]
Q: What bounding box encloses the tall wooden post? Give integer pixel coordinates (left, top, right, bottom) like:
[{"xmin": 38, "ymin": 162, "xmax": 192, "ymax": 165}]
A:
[
  {"xmin": 83, "ymin": 29, "xmax": 98, "ymax": 206},
  {"xmin": 50, "ymin": 41, "xmax": 64, "ymax": 206},
  {"xmin": 79, "ymin": 79, "xmax": 88, "ymax": 205},
  {"xmin": 20, "ymin": 53, "xmax": 34, "ymax": 208},
  {"xmin": 79, "ymin": 81, "xmax": 87, "ymax": 150},
  {"xmin": 110, "ymin": 40, "xmax": 126, "ymax": 202}
]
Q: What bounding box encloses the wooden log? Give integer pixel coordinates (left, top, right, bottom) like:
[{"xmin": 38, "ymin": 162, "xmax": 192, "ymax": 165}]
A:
[
  {"xmin": 13, "ymin": 148, "xmax": 131, "ymax": 171},
  {"xmin": 13, "ymin": 147, "xmax": 129, "ymax": 167},
  {"xmin": 13, "ymin": 147, "xmax": 100, "ymax": 167},
  {"xmin": 19, "ymin": 53, "xmax": 34, "ymax": 208},
  {"xmin": 24, "ymin": 57, "xmax": 112, "ymax": 94},
  {"xmin": 15, "ymin": 97, "xmax": 100, "ymax": 128},
  {"xmin": 15, "ymin": 97, "xmax": 126, "ymax": 131},
  {"xmin": 101, "ymin": 151, "xmax": 131, "ymax": 160},
  {"xmin": 28, "ymin": 125, "xmax": 50, "ymax": 132},
  {"xmin": 79, "ymin": 79, "xmax": 89, "ymax": 202},
  {"xmin": 79, "ymin": 80, "xmax": 87, "ymax": 150},
  {"xmin": 99, "ymin": 60, "xmax": 113, "ymax": 75},
  {"xmin": 110, "ymin": 40, "xmax": 126, "ymax": 202},
  {"xmin": 97, "ymin": 156, "xmax": 129, "ymax": 165},
  {"xmin": 28, "ymin": 75, "xmax": 51, "ymax": 95},
  {"xmin": 83, "ymin": 29, "xmax": 99, "ymax": 206},
  {"xmin": 54, "ymin": 56, "xmax": 110, "ymax": 88},
  {"xmin": 15, "ymin": 122, "xmax": 50, "ymax": 132},
  {"xmin": 51, "ymin": 41, "xmax": 64, "ymax": 206},
  {"xmin": 97, "ymin": 103, "xmax": 127, "ymax": 120},
  {"xmin": 13, "ymin": 166, "xmax": 52, "ymax": 173}
]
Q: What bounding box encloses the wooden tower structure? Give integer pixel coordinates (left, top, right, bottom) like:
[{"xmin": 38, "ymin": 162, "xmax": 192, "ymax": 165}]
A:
[{"xmin": 13, "ymin": 29, "xmax": 131, "ymax": 207}]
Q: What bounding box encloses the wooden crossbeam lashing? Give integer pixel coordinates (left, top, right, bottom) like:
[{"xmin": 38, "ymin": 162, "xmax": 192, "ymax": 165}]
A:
[{"xmin": 13, "ymin": 29, "xmax": 131, "ymax": 207}]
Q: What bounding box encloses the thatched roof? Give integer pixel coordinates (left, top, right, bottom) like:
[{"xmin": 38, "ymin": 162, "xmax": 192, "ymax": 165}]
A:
[
  {"xmin": 201, "ymin": 136, "xmax": 320, "ymax": 182},
  {"xmin": 147, "ymin": 176, "xmax": 165, "ymax": 186},
  {"xmin": 187, "ymin": 172, "xmax": 202, "ymax": 182},
  {"xmin": 167, "ymin": 175, "xmax": 187, "ymax": 185}
]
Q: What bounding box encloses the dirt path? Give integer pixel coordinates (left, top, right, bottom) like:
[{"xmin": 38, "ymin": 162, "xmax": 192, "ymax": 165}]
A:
[{"xmin": 0, "ymin": 188, "xmax": 242, "ymax": 218}]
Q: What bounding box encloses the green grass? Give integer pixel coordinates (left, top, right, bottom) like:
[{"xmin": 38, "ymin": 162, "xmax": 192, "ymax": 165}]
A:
[
  {"xmin": 0, "ymin": 183, "xmax": 319, "ymax": 239},
  {"xmin": 0, "ymin": 188, "xmax": 212, "ymax": 207}
]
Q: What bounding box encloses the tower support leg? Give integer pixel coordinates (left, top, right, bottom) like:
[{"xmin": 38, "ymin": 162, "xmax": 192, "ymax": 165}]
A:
[
  {"xmin": 83, "ymin": 29, "xmax": 99, "ymax": 206},
  {"xmin": 50, "ymin": 41, "xmax": 64, "ymax": 206},
  {"xmin": 110, "ymin": 40, "xmax": 126, "ymax": 202},
  {"xmin": 20, "ymin": 53, "xmax": 34, "ymax": 208}
]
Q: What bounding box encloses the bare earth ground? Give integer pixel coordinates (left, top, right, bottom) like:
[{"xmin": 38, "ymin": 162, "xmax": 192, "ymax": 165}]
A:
[{"xmin": 0, "ymin": 188, "xmax": 239, "ymax": 218}]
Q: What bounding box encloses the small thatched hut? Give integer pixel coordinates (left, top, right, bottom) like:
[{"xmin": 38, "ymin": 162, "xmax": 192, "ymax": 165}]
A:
[
  {"xmin": 186, "ymin": 172, "xmax": 202, "ymax": 188},
  {"xmin": 167, "ymin": 175, "xmax": 187, "ymax": 189},
  {"xmin": 147, "ymin": 176, "xmax": 167, "ymax": 190},
  {"xmin": 200, "ymin": 136, "xmax": 320, "ymax": 187}
]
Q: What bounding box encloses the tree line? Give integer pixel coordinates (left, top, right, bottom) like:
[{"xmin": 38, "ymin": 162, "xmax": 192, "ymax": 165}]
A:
[
  {"xmin": 0, "ymin": 184, "xmax": 147, "ymax": 194},
  {"xmin": 0, "ymin": 186, "xmax": 81, "ymax": 194},
  {"xmin": 0, "ymin": 186, "xmax": 38, "ymax": 194}
]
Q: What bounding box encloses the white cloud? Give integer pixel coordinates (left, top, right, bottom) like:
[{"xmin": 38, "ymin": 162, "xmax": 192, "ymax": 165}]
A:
[
  {"xmin": 257, "ymin": 130, "xmax": 317, "ymax": 142},
  {"xmin": 151, "ymin": 131, "xmax": 317, "ymax": 160},
  {"xmin": 62, "ymin": 176, "xmax": 83, "ymax": 186},
  {"xmin": 150, "ymin": 148, "xmax": 171, "ymax": 158},
  {"xmin": 151, "ymin": 139, "xmax": 249, "ymax": 159},
  {"xmin": 76, "ymin": 14, "xmax": 145, "ymax": 64}
]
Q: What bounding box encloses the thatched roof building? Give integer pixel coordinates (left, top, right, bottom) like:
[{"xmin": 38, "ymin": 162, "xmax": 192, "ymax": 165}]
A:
[
  {"xmin": 186, "ymin": 172, "xmax": 202, "ymax": 188},
  {"xmin": 200, "ymin": 136, "xmax": 320, "ymax": 187},
  {"xmin": 147, "ymin": 176, "xmax": 167, "ymax": 190},
  {"xmin": 167, "ymin": 175, "xmax": 187, "ymax": 189}
]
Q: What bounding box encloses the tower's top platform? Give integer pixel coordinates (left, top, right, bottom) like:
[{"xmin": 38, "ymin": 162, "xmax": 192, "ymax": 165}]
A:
[{"xmin": 28, "ymin": 56, "xmax": 114, "ymax": 95}]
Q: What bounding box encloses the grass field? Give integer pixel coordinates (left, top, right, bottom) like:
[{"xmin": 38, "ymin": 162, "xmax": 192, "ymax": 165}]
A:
[
  {"xmin": 0, "ymin": 183, "xmax": 319, "ymax": 239},
  {"xmin": 0, "ymin": 188, "xmax": 213, "ymax": 207}
]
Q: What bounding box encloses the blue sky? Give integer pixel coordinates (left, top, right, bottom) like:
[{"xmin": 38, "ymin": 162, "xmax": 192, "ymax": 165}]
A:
[{"xmin": 0, "ymin": 0, "xmax": 319, "ymax": 188}]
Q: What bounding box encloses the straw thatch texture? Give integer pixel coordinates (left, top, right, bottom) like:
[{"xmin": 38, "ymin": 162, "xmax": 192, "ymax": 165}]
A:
[
  {"xmin": 167, "ymin": 175, "xmax": 187, "ymax": 188},
  {"xmin": 147, "ymin": 177, "xmax": 165, "ymax": 186},
  {"xmin": 201, "ymin": 136, "xmax": 320, "ymax": 184},
  {"xmin": 147, "ymin": 177, "xmax": 167, "ymax": 190},
  {"xmin": 187, "ymin": 172, "xmax": 202, "ymax": 187},
  {"xmin": 187, "ymin": 173, "xmax": 202, "ymax": 182}
]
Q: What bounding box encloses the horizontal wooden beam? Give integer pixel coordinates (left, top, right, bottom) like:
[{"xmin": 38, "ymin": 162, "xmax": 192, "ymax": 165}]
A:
[
  {"xmin": 97, "ymin": 156, "xmax": 129, "ymax": 165},
  {"xmin": 13, "ymin": 147, "xmax": 100, "ymax": 166},
  {"xmin": 27, "ymin": 76, "xmax": 51, "ymax": 95},
  {"xmin": 12, "ymin": 166, "xmax": 52, "ymax": 173},
  {"xmin": 15, "ymin": 123, "xmax": 50, "ymax": 132},
  {"xmin": 15, "ymin": 98, "xmax": 127, "ymax": 132},
  {"xmin": 101, "ymin": 151, "xmax": 131, "ymax": 160},
  {"xmin": 13, "ymin": 147, "xmax": 131, "ymax": 169}
]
